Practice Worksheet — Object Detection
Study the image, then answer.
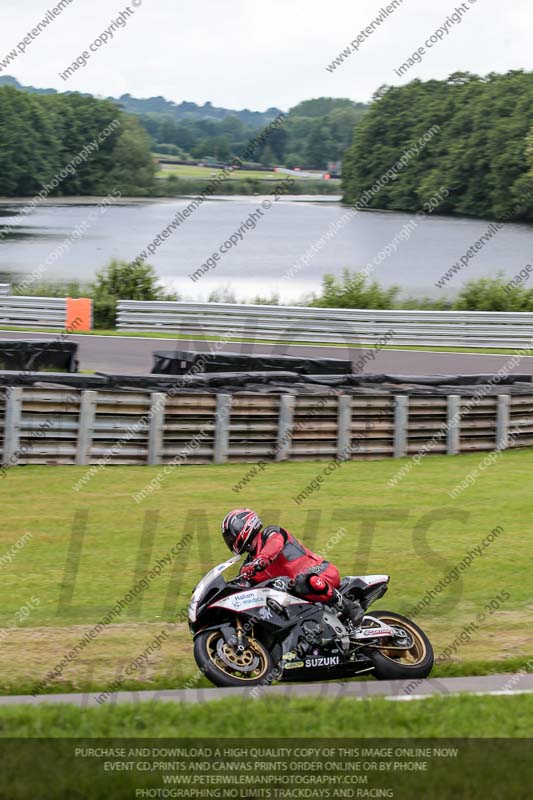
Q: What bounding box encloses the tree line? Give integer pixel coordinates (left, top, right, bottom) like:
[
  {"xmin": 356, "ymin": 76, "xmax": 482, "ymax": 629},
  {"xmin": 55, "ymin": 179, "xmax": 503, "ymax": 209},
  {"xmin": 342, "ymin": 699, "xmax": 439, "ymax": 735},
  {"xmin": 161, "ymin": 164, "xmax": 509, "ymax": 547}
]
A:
[
  {"xmin": 0, "ymin": 86, "xmax": 363, "ymax": 198},
  {"xmin": 0, "ymin": 87, "xmax": 155, "ymax": 197},
  {"xmin": 4, "ymin": 70, "xmax": 532, "ymax": 209},
  {"xmin": 0, "ymin": 78, "xmax": 368, "ymax": 172},
  {"xmin": 141, "ymin": 97, "xmax": 367, "ymax": 169},
  {"xmin": 343, "ymin": 71, "xmax": 533, "ymax": 221}
]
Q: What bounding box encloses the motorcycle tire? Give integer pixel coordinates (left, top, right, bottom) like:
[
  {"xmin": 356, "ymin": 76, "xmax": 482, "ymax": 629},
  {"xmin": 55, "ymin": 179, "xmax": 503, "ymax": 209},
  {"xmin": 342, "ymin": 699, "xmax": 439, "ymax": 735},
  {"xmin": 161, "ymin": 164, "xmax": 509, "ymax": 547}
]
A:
[
  {"xmin": 194, "ymin": 628, "xmax": 276, "ymax": 688},
  {"xmin": 365, "ymin": 610, "xmax": 434, "ymax": 680}
]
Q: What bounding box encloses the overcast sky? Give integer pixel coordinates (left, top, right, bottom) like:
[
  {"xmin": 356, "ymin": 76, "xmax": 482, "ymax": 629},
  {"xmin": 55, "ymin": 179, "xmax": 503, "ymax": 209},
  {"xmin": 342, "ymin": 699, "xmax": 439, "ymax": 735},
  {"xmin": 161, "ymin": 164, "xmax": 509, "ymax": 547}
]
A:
[{"xmin": 1, "ymin": 0, "xmax": 531, "ymax": 110}]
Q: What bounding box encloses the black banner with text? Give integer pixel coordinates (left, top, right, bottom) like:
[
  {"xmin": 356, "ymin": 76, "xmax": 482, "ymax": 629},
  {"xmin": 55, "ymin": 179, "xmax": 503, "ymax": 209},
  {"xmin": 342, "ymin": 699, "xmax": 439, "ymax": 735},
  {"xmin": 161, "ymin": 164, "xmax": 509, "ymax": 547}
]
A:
[{"xmin": 0, "ymin": 738, "xmax": 530, "ymax": 799}]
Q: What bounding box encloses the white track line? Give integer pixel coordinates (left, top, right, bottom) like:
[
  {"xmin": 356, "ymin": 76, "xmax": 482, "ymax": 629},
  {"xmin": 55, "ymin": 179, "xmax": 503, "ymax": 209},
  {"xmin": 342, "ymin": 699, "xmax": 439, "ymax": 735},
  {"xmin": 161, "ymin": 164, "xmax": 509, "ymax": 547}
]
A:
[{"xmin": 384, "ymin": 689, "xmax": 533, "ymax": 702}]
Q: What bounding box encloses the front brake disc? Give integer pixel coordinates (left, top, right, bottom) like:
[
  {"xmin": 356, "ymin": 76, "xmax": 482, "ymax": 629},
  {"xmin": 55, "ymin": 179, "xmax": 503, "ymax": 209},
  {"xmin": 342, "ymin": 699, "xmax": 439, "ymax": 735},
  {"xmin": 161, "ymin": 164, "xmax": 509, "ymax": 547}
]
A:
[{"xmin": 216, "ymin": 638, "xmax": 260, "ymax": 673}]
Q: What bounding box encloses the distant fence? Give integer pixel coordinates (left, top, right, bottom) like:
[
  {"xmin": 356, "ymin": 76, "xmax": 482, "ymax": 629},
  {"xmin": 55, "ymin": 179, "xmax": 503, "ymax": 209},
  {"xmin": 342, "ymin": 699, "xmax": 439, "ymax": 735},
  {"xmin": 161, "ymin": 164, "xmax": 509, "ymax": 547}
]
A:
[
  {"xmin": 1, "ymin": 386, "xmax": 532, "ymax": 468},
  {"xmin": 0, "ymin": 285, "xmax": 10, "ymax": 296},
  {"xmin": 117, "ymin": 301, "xmax": 533, "ymax": 348},
  {"xmin": 0, "ymin": 296, "xmax": 66, "ymax": 327},
  {"xmin": 0, "ymin": 296, "xmax": 92, "ymax": 330}
]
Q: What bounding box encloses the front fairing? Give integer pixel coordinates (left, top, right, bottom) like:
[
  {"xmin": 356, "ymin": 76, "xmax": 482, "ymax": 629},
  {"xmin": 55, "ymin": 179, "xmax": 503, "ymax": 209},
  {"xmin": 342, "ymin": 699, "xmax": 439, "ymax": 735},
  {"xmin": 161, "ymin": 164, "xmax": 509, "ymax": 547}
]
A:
[{"xmin": 188, "ymin": 555, "xmax": 241, "ymax": 625}]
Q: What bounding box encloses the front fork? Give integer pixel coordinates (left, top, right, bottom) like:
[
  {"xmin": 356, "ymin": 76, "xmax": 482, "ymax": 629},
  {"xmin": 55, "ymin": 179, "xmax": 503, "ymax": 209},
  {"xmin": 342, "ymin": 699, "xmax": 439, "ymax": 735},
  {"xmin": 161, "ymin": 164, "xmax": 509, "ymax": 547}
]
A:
[
  {"xmin": 194, "ymin": 619, "xmax": 248, "ymax": 652},
  {"xmin": 234, "ymin": 618, "xmax": 248, "ymax": 654}
]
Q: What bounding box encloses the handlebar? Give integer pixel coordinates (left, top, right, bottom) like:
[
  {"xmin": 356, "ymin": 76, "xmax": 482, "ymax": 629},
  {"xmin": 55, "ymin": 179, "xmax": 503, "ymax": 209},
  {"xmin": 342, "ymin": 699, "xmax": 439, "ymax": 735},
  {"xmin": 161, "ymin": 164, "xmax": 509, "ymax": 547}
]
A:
[{"xmin": 228, "ymin": 576, "xmax": 252, "ymax": 587}]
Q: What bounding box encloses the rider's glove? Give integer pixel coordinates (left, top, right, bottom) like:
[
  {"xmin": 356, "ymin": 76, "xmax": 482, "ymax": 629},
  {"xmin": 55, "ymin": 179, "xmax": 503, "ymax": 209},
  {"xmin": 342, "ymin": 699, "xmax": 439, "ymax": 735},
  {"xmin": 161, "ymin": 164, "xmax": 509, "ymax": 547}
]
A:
[{"xmin": 240, "ymin": 557, "xmax": 268, "ymax": 580}]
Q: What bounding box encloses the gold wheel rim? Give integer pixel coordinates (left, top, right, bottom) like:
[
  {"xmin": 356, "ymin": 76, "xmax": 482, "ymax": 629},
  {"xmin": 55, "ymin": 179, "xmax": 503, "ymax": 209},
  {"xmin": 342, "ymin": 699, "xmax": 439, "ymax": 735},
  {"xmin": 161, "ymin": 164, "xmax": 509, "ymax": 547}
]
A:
[
  {"xmin": 205, "ymin": 631, "xmax": 269, "ymax": 682},
  {"xmin": 371, "ymin": 615, "xmax": 427, "ymax": 666}
]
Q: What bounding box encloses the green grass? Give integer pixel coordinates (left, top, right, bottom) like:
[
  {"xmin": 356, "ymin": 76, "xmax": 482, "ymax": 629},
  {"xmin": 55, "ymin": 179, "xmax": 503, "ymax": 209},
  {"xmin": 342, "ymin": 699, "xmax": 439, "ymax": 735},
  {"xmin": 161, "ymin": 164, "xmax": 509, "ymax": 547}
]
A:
[
  {"xmin": 0, "ymin": 324, "xmax": 529, "ymax": 355},
  {"xmin": 0, "ymin": 694, "xmax": 532, "ymax": 737},
  {"xmin": 155, "ymin": 175, "xmax": 341, "ymax": 195},
  {"xmin": 153, "ymin": 164, "xmax": 340, "ymax": 194},
  {"xmin": 0, "ymin": 449, "xmax": 531, "ymax": 695},
  {"xmin": 155, "ymin": 163, "xmax": 340, "ymax": 184},
  {"xmin": 156, "ymin": 163, "xmax": 286, "ymax": 180}
]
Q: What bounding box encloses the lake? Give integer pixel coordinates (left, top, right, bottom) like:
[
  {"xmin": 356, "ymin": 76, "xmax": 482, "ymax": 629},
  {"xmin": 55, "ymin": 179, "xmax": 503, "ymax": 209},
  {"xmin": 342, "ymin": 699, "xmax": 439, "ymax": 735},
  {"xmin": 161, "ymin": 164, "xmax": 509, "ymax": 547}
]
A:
[{"xmin": 0, "ymin": 196, "xmax": 531, "ymax": 302}]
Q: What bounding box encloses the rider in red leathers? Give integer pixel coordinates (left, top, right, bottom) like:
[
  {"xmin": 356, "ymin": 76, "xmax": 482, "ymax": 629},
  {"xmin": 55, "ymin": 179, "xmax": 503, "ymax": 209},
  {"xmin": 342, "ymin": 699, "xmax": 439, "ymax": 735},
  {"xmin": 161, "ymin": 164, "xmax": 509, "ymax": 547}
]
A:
[{"xmin": 221, "ymin": 508, "xmax": 363, "ymax": 628}]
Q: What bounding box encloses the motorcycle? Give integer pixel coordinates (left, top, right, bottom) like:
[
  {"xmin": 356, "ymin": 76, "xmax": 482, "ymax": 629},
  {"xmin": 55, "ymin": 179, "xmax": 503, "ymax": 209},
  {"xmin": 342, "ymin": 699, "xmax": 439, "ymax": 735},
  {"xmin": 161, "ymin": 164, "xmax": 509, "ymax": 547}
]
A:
[{"xmin": 189, "ymin": 556, "xmax": 434, "ymax": 687}]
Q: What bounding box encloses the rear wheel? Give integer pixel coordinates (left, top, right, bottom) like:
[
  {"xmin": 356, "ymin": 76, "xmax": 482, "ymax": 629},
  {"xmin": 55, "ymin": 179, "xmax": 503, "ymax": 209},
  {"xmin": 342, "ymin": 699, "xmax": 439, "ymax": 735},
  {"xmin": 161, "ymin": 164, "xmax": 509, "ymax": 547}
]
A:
[
  {"xmin": 194, "ymin": 629, "xmax": 274, "ymax": 688},
  {"xmin": 364, "ymin": 610, "xmax": 434, "ymax": 680}
]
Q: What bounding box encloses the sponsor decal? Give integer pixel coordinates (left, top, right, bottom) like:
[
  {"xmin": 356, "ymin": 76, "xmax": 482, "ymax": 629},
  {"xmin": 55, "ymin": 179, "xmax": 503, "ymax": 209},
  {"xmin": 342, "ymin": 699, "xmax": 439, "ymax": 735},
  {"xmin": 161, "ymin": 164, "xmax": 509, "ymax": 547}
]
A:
[
  {"xmin": 283, "ymin": 651, "xmax": 297, "ymax": 661},
  {"xmin": 211, "ymin": 588, "xmax": 308, "ymax": 613},
  {"xmin": 283, "ymin": 661, "xmax": 305, "ymax": 670},
  {"xmin": 304, "ymin": 656, "xmax": 340, "ymax": 668},
  {"xmin": 258, "ymin": 606, "xmax": 273, "ymax": 621},
  {"xmin": 357, "ymin": 627, "xmax": 393, "ymax": 638},
  {"xmin": 228, "ymin": 591, "xmax": 260, "ymax": 611}
]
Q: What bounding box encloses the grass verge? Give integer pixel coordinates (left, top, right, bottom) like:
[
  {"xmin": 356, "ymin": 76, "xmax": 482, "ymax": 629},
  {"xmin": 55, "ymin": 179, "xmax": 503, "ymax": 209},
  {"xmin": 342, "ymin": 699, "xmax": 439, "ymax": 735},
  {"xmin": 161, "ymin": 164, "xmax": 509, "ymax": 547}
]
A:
[
  {"xmin": 0, "ymin": 694, "xmax": 532, "ymax": 737},
  {"xmin": 0, "ymin": 450, "xmax": 531, "ymax": 695}
]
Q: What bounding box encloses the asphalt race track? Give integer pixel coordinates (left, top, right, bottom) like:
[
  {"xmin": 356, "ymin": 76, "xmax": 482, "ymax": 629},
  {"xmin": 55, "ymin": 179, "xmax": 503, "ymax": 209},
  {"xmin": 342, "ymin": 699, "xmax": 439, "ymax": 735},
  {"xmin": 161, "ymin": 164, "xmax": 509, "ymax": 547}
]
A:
[
  {"xmin": 2, "ymin": 673, "xmax": 532, "ymax": 707},
  {"xmin": 1, "ymin": 331, "xmax": 533, "ymax": 376}
]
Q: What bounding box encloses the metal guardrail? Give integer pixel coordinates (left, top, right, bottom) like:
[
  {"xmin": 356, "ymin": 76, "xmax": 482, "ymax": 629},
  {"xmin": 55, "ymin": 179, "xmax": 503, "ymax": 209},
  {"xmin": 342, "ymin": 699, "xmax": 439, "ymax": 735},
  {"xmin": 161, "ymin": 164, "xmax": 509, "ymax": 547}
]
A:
[
  {"xmin": 0, "ymin": 296, "xmax": 67, "ymax": 328},
  {"xmin": 1, "ymin": 386, "xmax": 532, "ymax": 468},
  {"xmin": 117, "ymin": 301, "xmax": 533, "ymax": 348}
]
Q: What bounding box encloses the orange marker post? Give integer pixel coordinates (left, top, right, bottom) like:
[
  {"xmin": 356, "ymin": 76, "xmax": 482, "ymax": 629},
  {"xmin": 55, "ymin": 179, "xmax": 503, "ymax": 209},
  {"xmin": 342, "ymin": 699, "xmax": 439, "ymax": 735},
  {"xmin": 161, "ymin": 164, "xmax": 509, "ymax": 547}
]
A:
[{"xmin": 66, "ymin": 297, "xmax": 93, "ymax": 332}]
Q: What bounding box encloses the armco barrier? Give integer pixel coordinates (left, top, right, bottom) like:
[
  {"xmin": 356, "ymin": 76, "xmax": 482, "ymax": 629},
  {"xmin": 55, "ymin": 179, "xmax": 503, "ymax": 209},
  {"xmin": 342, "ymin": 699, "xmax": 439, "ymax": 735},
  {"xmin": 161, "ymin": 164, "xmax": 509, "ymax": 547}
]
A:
[
  {"xmin": 117, "ymin": 301, "xmax": 533, "ymax": 348},
  {"xmin": 0, "ymin": 296, "xmax": 92, "ymax": 330},
  {"xmin": 0, "ymin": 386, "xmax": 532, "ymax": 467}
]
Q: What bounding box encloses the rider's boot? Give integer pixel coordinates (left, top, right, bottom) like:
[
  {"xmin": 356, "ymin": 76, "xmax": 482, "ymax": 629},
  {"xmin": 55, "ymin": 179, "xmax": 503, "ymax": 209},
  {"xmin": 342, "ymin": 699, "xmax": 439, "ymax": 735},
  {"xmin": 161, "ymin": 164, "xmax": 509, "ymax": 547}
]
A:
[{"xmin": 332, "ymin": 590, "xmax": 364, "ymax": 631}]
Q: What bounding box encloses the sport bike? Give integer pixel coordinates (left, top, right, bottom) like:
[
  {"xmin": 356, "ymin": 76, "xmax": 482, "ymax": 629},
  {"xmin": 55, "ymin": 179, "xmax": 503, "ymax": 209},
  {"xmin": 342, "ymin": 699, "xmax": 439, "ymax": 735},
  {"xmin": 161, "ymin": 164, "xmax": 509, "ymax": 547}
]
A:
[{"xmin": 188, "ymin": 556, "xmax": 434, "ymax": 687}]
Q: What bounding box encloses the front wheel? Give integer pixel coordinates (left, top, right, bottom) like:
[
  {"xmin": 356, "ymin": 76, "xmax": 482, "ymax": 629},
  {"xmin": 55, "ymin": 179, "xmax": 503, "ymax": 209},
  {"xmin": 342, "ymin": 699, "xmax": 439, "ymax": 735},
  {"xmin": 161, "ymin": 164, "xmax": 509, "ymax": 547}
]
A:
[
  {"xmin": 364, "ymin": 610, "xmax": 434, "ymax": 680},
  {"xmin": 194, "ymin": 629, "xmax": 275, "ymax": 688}
]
